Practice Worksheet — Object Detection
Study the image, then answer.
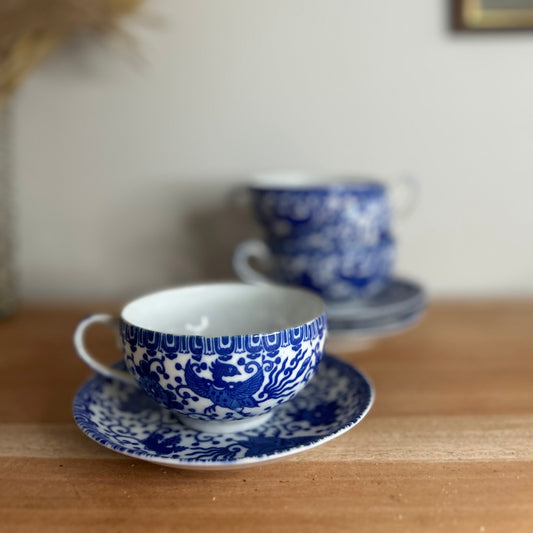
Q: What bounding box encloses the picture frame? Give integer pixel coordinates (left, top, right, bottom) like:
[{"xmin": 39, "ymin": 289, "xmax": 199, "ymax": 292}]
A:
[{"xmin": 455, "ymin": 0, "xmax": 533, "ymax": 30}]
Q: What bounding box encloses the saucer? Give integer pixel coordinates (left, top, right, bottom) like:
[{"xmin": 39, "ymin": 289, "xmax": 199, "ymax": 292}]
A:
[
  {"xmin": 326, "ymin": 278, "xmax": 426, "ymax": 322},
  {"xmin": 327, "ymin": 298, "xmax": 426, "ymax": 332},
  {"xmin": 73, "ymin": 354, "xmax": 373, "ymax": 470},
  {"xmin": 326, "ymin": 305, "xmax": 426, "ymax": 354}
]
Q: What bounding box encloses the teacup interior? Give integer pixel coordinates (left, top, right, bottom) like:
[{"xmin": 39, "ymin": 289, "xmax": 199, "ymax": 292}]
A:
[{"xmin": 121, "ymin": 283, "xmax": 325, "ymax": 337}]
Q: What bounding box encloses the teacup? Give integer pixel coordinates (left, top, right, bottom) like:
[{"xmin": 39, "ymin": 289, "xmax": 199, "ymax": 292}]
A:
[
  {"xmin": 73, "ymin": 282, "xmax": 327, "ymax": 434},
  {"xmin": 237, "ymin": 172, "xmax": 417, "ymax": 248},
  {"xmin": 233, "ymin": 237, "xmax": 395, "ymax": 301}
]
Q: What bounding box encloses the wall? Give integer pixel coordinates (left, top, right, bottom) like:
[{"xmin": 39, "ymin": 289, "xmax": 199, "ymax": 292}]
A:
[{"xmin": 12, "ymin": 0, "xmax": 533, "ymax": 301}]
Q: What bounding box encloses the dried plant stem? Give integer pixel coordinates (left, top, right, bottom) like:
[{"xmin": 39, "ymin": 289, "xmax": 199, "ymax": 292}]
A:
[
  {"xmin": 0, "ymin": 32, "xmax": 60, "ymax": 105},
  {"xmin": 0, "ymin": 0, "xmax": 143, "ymax": 104}
]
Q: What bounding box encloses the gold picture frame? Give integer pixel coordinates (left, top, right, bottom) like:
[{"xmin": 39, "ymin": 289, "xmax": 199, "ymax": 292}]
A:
[{"xmin": 456, "ymin": 0, "xmax": 533, "ymax": 29}]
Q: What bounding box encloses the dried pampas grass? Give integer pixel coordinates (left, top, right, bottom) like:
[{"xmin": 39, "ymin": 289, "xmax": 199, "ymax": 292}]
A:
[{"xmin": 0, "ymin": 0, "xmax": 143, "ymax": 104}]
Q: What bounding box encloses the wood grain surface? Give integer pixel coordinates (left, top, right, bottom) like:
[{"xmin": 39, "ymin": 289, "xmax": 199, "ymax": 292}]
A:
[{"xmin": 1, "ymin": 301, "xmax": 532, "ymax": 532}]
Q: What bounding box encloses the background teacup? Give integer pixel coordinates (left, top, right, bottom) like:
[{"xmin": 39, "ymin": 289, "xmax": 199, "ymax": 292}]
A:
[
  {"xmin": 233, "ymin": 237, "xmax": 396, "ymax": 301},
  {"xmin": 73, "ymin": 283, "xmax": 327, "ymax": 434},
  {"xmin": 237, "ymin": 172, "xmax": 418, "ymax": 248},
  {"xmin": 231, "ymin": 172, "xmax": 415, "ymax": 299}
]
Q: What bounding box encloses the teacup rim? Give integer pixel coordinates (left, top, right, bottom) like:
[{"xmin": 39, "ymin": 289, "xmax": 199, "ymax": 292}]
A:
[
  {"xmin": 248, "ymin": 171, "xmax": 385, "ymax": 193},
  {"xmin": 119, "ymin": 313, "xmax": 328, "ymax": 341},
  {"xmin": 120, "ymin": 281, "xmax": 327, "ymax": 338}
]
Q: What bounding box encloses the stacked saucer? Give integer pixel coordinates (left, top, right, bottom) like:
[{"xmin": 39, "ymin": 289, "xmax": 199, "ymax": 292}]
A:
[{"xmin": 325, "ymin": 277, "xmax": 427, "ymax": 353}]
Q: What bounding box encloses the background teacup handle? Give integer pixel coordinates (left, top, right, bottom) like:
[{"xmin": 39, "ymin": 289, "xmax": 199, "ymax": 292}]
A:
[
  {"xmin": 233, "ymin": 239, "xmax": 273, "ymax": 285},
  {"xmin": 391, "ymin": 175, "xmax": 420, "ymax": 221},
  {"xmin": 73, "ymin": 314, "xmax": 136, "ymax": 385}
]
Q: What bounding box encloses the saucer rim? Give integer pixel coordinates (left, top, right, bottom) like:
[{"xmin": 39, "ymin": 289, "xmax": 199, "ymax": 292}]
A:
[
  {"xmin": 326, "ymin": 277, "xmax": 426, "ymax": 320},
  {"xmin": 328, "ymin": 307, "xmax": 426, "ymax": 338},
  {"xmin": 72, "ymin": 354, "xmax": 374, "ymax": 469}
]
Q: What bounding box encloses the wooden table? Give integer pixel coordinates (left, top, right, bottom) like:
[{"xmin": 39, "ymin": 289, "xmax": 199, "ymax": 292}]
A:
[{"xmin": 1, "ymin": 301, "xmax": 532, "ymax": 532}]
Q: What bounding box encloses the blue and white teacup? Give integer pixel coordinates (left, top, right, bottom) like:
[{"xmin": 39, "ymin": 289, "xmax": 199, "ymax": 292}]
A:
[
  {"xmin": 238, "ymin": 172, "xmax": 417, "ymax": 248},
  {"xmin": 233, "ymin": 237, "xmax": 396, "ymax": 301},
  {"xmin": 74, "ymin": 283, "xmax": 327, "ymax": 434}
]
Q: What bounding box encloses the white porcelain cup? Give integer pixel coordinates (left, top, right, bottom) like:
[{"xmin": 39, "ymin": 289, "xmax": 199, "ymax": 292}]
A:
[{"xmin": 74, "ymin": 282, "xmax": 327, "ymax": 434}]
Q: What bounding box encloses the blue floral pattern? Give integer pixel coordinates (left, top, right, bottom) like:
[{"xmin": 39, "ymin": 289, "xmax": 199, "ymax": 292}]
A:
[
  {"xmin": 120, "ymin": 314, "xmax": 327, "ymax": 421},
  {"xmin": 251, "ymin": 183, "xmax": 390, "ymax": 249},
  {"xmin": 72, "ymin": 354, "xmax": 373, "ymax": 469},
  {"xmin": 270, "ymin": 237, "xmax": 395, "ymax": 301}
]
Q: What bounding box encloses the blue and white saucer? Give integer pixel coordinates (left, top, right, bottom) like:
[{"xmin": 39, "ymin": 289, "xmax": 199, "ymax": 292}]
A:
[
  {"xmin": 326, "ymin": 304, "xmax": 426, "ymax": 354},
  {"xmin": 73, "ymin": 354, "xmax": 373, "ymax": 470},
  {"xmin": 326, "ymin": 277, "xmax": 426, "ymax": 322}
]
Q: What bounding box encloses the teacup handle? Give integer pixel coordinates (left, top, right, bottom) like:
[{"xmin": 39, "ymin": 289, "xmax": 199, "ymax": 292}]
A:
[
  {"xmin": 391, "ymin": 175, "xmax": 420, "ymax": 221},
  {"xmin": 73, "ymin": 314, "xmax": 136, "ymax": 385},
  {"xmin": 233, "ymin": 239, "xmax": 273, "ymax": 285}
]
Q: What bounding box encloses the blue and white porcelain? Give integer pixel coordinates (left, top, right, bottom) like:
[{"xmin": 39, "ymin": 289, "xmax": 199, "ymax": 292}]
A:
[
  {"xmin": 74, "ymin": 283, "xmax": 327, "ymax": 434},
  {"xmin": 249, "ymin": 174, "xmax": 391, "ymax": 248},
  {"xmin": 326, "ymin": 298, "xmax": 427, "ymax": 354},
  {"xmin": 73, "ymin": 354, "xmax": 374, "ymax": 470},
  {"xmin": 233, "ymin": 237, "xmax": 395, "ymax": 302},
  {"xmin": 327, "ymin": 302, "xmax": 426, "ymax": 332},
  {"xmin": 326, "ymin": 278, "xmax": 427, "ymax": 321}
]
